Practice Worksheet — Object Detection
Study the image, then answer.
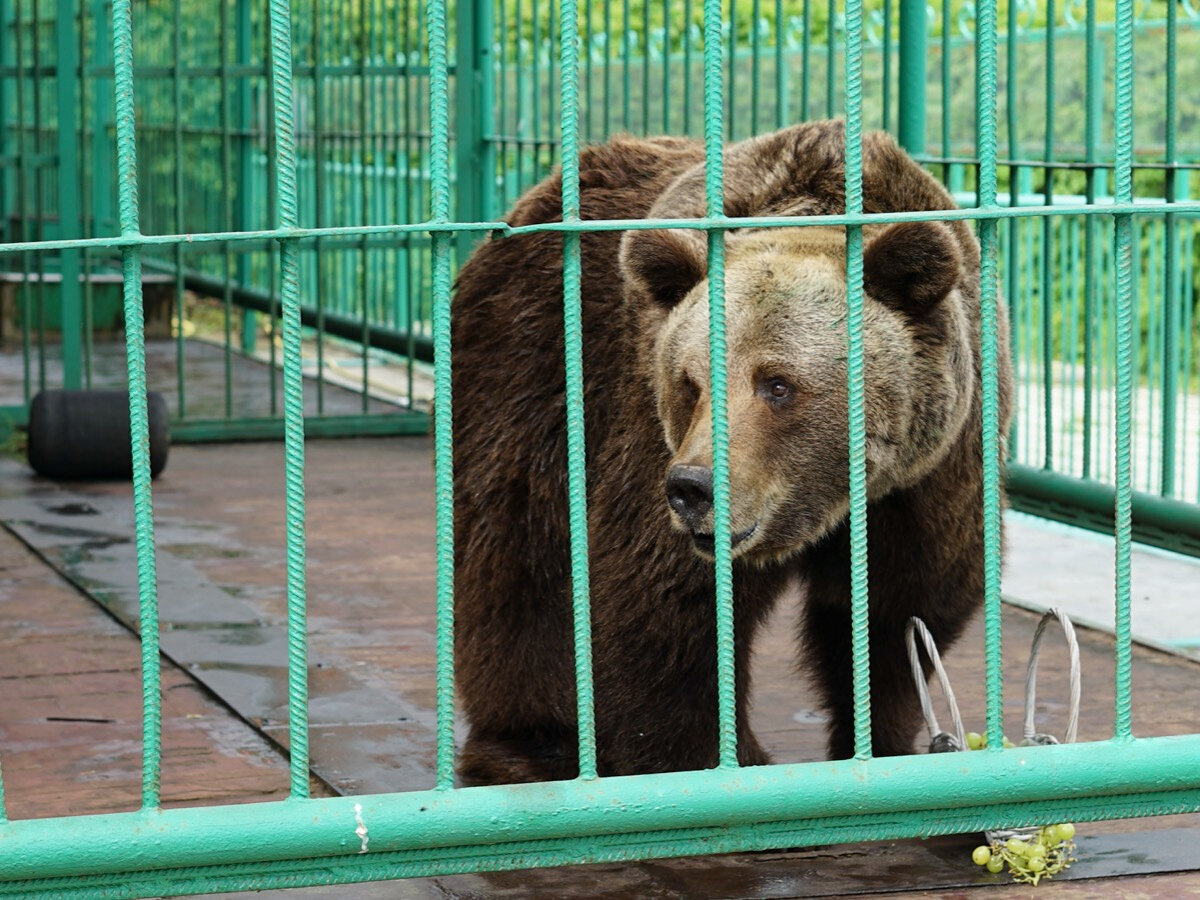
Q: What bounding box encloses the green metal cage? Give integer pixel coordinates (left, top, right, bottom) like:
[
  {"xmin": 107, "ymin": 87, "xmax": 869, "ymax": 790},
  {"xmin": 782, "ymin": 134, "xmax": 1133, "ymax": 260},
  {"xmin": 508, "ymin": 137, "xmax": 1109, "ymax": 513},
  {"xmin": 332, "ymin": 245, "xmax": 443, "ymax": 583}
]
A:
[{"xmin": 2, "ymin": 0, "xmax": 1200, "ymax": 896}]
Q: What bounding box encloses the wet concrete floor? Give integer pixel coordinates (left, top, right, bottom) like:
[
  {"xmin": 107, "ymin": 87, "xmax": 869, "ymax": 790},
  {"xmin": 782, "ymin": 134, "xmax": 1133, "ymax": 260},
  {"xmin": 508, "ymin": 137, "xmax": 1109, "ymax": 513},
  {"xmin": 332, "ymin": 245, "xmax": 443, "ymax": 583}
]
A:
[
  {"xmin": 0, "ymin": 338, "xmax": 406, "ymax": 418},
  {"xmin": 2, "ymin": 436, "xmax": 1200, "ymax": 897}
]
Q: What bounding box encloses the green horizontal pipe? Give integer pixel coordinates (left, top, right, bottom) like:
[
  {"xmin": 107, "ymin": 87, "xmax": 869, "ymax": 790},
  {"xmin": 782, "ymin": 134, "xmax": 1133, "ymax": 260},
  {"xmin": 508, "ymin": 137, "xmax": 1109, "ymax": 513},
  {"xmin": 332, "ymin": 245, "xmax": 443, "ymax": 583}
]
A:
[
  {"xmin": 5, "ymin": 200, "xmax": 1200, "ymax": 257},
  {"xmin": 76, "ymin": 63, "xmax": 453, "ymax": 78},
  {"xmin": 499, "ymin": 203, "xmax": 1200, "ymax": 232},
  {"xmin": 12, "ymin": 788, "xmax": 1200, "ymax": 900},
  {"xmin": 170, "ymin": 411, "xmax": 428, "ymax": 443},
  {"xmin": 1007, "ymin": 463, "xmax": 1200, "ymax": 553},
  {"xmin": 174, "ymin": 267, "xmax": 433, "ymax": 363},
  {"xmin": 0, "ymin": 223, "xmax": 505, "ymax": 256},
  {"xmin": 2, "ymin": 735, "xmax": 1199, "ymax": 884},
  {"xmin": 13, "ymin": 785, "xmax": 1200, "ymax": 900},
  {"xmin": 142, "ymin": 233, "xmax": 437, "ymax": 254}
]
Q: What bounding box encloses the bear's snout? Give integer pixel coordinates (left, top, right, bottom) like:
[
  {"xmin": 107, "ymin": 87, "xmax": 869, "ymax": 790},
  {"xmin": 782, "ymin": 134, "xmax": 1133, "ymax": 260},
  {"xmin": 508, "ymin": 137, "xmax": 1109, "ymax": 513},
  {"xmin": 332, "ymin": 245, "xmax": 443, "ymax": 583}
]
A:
[{"xmin": 665, "ymin": 464, "xmax": 713, "ymax": 530}]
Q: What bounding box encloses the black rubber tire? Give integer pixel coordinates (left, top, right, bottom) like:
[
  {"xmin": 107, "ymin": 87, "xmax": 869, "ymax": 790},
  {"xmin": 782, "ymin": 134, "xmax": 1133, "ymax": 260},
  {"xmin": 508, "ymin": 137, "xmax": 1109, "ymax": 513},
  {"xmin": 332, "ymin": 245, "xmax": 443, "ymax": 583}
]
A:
[{"xmin": 27, "ymin": 390, "xmax": 170, "ymax": 480}]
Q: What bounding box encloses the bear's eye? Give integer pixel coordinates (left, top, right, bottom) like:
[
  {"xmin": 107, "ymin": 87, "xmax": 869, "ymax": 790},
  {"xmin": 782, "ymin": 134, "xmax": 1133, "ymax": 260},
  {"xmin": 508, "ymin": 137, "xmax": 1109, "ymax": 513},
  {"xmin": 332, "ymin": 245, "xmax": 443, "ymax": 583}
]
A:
[
  {"xmin": 681, "ymin": 375, "xmax": 701, "ymax": 407},
  {"xmin": 758, "ymin": 375, "xmax": 794, "ymax": 406}
]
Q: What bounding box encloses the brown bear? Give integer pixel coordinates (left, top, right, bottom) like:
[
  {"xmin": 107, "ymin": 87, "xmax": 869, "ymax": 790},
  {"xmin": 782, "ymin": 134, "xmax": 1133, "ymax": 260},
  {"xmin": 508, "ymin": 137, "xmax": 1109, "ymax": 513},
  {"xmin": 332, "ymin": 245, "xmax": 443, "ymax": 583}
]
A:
[{"xmin": 450, "ymin": 120, "xmax": 1012, "ymax": 784}]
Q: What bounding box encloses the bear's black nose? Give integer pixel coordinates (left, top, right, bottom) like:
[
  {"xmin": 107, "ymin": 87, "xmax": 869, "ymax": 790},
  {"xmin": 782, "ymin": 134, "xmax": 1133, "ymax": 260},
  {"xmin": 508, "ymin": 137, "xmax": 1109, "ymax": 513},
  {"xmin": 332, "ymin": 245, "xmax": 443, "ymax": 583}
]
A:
[{"xmin": 666, "ymin": 464, "xmax": 714, "ymax": 527}]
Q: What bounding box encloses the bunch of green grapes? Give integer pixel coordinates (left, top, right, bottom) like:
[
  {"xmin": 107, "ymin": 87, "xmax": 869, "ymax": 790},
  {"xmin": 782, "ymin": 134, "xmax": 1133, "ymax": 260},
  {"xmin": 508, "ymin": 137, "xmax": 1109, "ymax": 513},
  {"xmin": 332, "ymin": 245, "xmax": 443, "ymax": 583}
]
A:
[
  {"xmin": 962, "ymin": 732, "xmax": 1077, "ymax": 883},
  {"xmin": 964, "ymin": 731, "xmax": 1014, "ymax": 750},
  {"xmin": 972, "ymin": 825, "xmax": 1077, "ymax": 884}
]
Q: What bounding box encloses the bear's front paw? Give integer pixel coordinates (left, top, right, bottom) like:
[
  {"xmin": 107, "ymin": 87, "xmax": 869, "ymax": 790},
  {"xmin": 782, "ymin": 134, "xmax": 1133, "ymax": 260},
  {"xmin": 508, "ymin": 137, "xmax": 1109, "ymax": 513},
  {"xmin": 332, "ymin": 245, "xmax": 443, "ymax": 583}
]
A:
[{"xmin": 457, "ymin": 733, "xmax": 579, "ymax": 787}]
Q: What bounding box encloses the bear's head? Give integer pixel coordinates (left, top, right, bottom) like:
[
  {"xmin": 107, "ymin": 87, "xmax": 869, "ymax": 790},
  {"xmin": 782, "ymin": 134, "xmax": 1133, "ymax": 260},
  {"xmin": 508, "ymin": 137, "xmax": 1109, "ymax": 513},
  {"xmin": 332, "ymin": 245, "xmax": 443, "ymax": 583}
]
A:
[{"xmin": 620, "ymin": 220, "xmax": 975, "ymax": 564}]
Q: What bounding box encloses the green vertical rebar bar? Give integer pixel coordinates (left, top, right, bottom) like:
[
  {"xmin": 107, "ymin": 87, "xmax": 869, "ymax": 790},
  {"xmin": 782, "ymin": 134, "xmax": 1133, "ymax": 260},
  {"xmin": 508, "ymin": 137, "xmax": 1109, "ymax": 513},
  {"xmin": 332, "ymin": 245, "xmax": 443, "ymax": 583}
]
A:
[
  {"xmin": 1, "ymin": 0, "xmax": 12, "ymax": 248},
  {"xmin": 774, "ymin": 0, "xmax": 783, "ymax": 128},
  {"xmin": 1018, "ymin": 200, "xmax": 1032, "ymax": 464},
  {"xmin": 89, "ymin": 0, "xmax": 113, "ymax": 239},
  {"xmin": 236, "ymin": 0, "xmax": 256, "ymax": 354},
  {"xmin": 54, "ymin": 0, "xmax": 82, "ymax": 390},
  {"xmin": 584, "ymin": 0, "xmax": 592, "ymax": 138},
  {"xmin": 428, "ymin": 0, "xmax": 456, "ymax": 791},
  {"xmin": 896, "ymin": 0, "xmax": 924, "ymax": 155},
  {"xmin": 1186, "ymin": 211, "xmax": 1196, "ymax": 500},
  {"xmin": 1111, "ymin": 0, "xmax": 1134, "ymax": 742},
  {"xmin": 266, "ymin": 81, "xmax": 279, "ymax": 416},
  {"xmin": 358, "ymin": 0, "xmax": 371, "ymax": 413},
  {"xmin": 824, "ymin": 0, "xmax": 834, "ymax": 117},
  {"xmin": 110, "ymin": 0, "xmax": 163, "ymax": 809},
  {"xmin": 683, "ymin": 0, "xmax": 692, "ymax": 134},
  {"xmin": 724, "ymin": 0, "xmax": 734, "ymax": 139},
  {"xmin": 312, "ymin": 0, "xmax": 326, "ymax": 415},
  {"xmin": 371, "ymin": 0, "xmax": 383, "ymax": 331},
  {"xmin": 1, "ymin": 2, "xmax": 10, "ymax": 227},
  {"xmin": 750, "ymin": 0, "xmax": 760, "ymax": 136},
  {"xmin": 390, "ymin": 0, "xmax": 403, "ymax": 341},
  {"xmin": 547, "ymin": 0, "xmax": 558, "ymax": 168},
  {"xmin": 703, "ymin": 0, "xmax": 736, "ymax": 769},
  {"xmin": 403, "ymin": 0, "xmax": 416, "ymax": 378},
  {"xmin": 974, "ymin": 0, "xmax": 1003, "ymax": 754},
  {"xmin": 1041, "ymin": 0, "xmax": 1055, "ymax": 471},
  {"xmin": 1081, "ymin": 0, "xmax": 1100, "ymax": 480},
  {"xmin": 497, "ymin": 0, "xmax": 508, "ymax": 206},
  {"xmin": 265, "ymin": 0, "xmax": 311, "ymax": 798},
  {"xmin": 843, "ymin": 0, "xmax": 870, "ymax": 762},
  {"xmin": 77, "ymin": 0, "xmax": 92, "ymax": 389},
  {"xmin": 14, "ymin": 0, "xmax": 31, "ymax": 405},
  {"xmin": 800, "ymin": 0, "xmax": 810, "ymax": 119},
  {"xmin": 417, "ymin": 0, "xmax": 431, "ymax": 331},
  {"xmin": 220, "ymin": 0, "xmax": 234, "ymax": 419},
  {"xmin": 940, "ymin": 0, "xmax": 949, "ymax": 181},
  {"xmin": 603, "ymin": 0, "xmax": 612, "ymax": 136},
  {"xmin": 1161, "ymin": 0, "xmax": 1178, "ymax": 497},
  {"xmin": 1067, "ymin": 216, "xmax": 1080, "ymax": 473},
  {"xmin": 529, "ymin": 0, "xmax": 541, "ymax": 159},
  {"xmin": 515, "ymin": 0, "xmax": 528, "ymax": 193},
  {"xmin": 881, "ymin": 0, "xmax": 890, "ymax": 132},
  {"xmin": 621, "ymin": 0, "xmax": 630, "ymax": 131},
  {"xmin": 1102, "ymin": 225, "xmax": 1114, "ymax": 483},
  {"xmin": 1143, "ymin": 222, "xmax": 1155, "ymax": 490},
  {"xmin": 32, "ymin": 0, "xmax": 46, "ymax": 397},
  {"xmin": 172, "ymin": 0, "xmax": 186, "ymax": 417},
  {"xmin": 1002, "ymin": 0, "xmax": 1019, "ymax": 461},
  {"xmin": 455, "ymin": 0, "xmax": 494, "ymax": 259},
  {"xmin": 559, "ymin": 0, "xmax": 597, "ymax": 782},
  {"xmin": 662, "ymin": 0, "xmax": 671, "ymax": 133},
  {"xmin": 641, "ymin": 0, "xmax": 649, "ymax": 134}
]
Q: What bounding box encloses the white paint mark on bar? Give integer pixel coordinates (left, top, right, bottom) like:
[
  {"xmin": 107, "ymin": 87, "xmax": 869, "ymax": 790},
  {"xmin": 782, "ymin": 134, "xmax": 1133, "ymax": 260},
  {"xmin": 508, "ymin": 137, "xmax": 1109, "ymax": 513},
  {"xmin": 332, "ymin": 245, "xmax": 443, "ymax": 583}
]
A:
[{"xmin": 354, "ymin": 802, "xmax": 369, "ymax": 854}]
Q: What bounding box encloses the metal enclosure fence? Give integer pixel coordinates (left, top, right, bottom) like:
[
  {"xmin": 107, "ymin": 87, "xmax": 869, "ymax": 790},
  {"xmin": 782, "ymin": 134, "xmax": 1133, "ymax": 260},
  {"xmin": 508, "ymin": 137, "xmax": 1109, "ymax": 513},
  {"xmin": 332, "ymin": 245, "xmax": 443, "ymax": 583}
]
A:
[
  {"xmin": 4, "ymin": 0, "xmax": 1200, "ymax": 544},
  {"xmin": 475, "ymin": 0, "xmax": 1200, "ymax": 552},
  {"xmin": 1, "ymin": 0, "xmax": 1200, "ymax": 898}
]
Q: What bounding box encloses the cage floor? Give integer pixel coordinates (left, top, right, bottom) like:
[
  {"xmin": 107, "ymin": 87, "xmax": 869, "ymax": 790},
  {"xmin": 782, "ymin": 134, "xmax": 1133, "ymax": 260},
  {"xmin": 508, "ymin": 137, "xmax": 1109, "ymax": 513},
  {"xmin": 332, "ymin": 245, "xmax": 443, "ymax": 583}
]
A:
[
  {"xmin": 1, "ymin": 437, "xmax": 1199, "ymax": 897},
  {"xmin": 0, "ymin": 338, "xmax": 404, "ymax": 418}
]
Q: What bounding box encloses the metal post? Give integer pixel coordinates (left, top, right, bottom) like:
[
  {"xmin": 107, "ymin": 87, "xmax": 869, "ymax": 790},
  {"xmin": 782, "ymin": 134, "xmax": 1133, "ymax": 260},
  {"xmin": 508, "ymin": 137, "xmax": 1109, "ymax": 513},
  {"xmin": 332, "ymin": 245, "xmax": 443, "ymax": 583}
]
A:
[
  {"xmin": 0, "ymin": 0, "xmax": 11, "ymax": 243},
  {"xmin": 896, "ymin": 0, "xmax": 926, "ymax": 154},
  {"xmin": 235, "ymin": 0, "xmax": 256, "ymax": 353},
  {"xmin": 454, "ymin": 0, "xmax": 494, "ymax": 264},
  {"xmin": 89, "ymin": 0, "xmax": 112, "ymax": 236},
  {"xmin": 55, "ymin": 0, "xmax": 82, "ymax": 388},
  {"xmin": 1161, "ymin": 0, "xmax": 1179, "ymax": 497}
]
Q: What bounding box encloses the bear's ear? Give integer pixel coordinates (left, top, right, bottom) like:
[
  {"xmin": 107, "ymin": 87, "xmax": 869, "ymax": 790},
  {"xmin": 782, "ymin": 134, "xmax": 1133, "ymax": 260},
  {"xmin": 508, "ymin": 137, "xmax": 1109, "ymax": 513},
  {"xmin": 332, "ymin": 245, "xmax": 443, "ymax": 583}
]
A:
[
  {"xmin": 621, "ymin": 228, "xmax": 708, "ymax": 309},
  {"xmin": 863, "ymin": 221, "xmax": 962, "ymax": 315}
]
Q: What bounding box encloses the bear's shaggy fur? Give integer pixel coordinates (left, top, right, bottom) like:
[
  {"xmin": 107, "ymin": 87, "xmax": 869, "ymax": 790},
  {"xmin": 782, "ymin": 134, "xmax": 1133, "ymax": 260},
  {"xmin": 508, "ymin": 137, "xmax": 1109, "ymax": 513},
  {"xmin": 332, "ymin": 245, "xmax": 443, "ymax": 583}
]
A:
[{"xmin": 450, "ymin": 120, "xmax": 1012, "ymax": 784}]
